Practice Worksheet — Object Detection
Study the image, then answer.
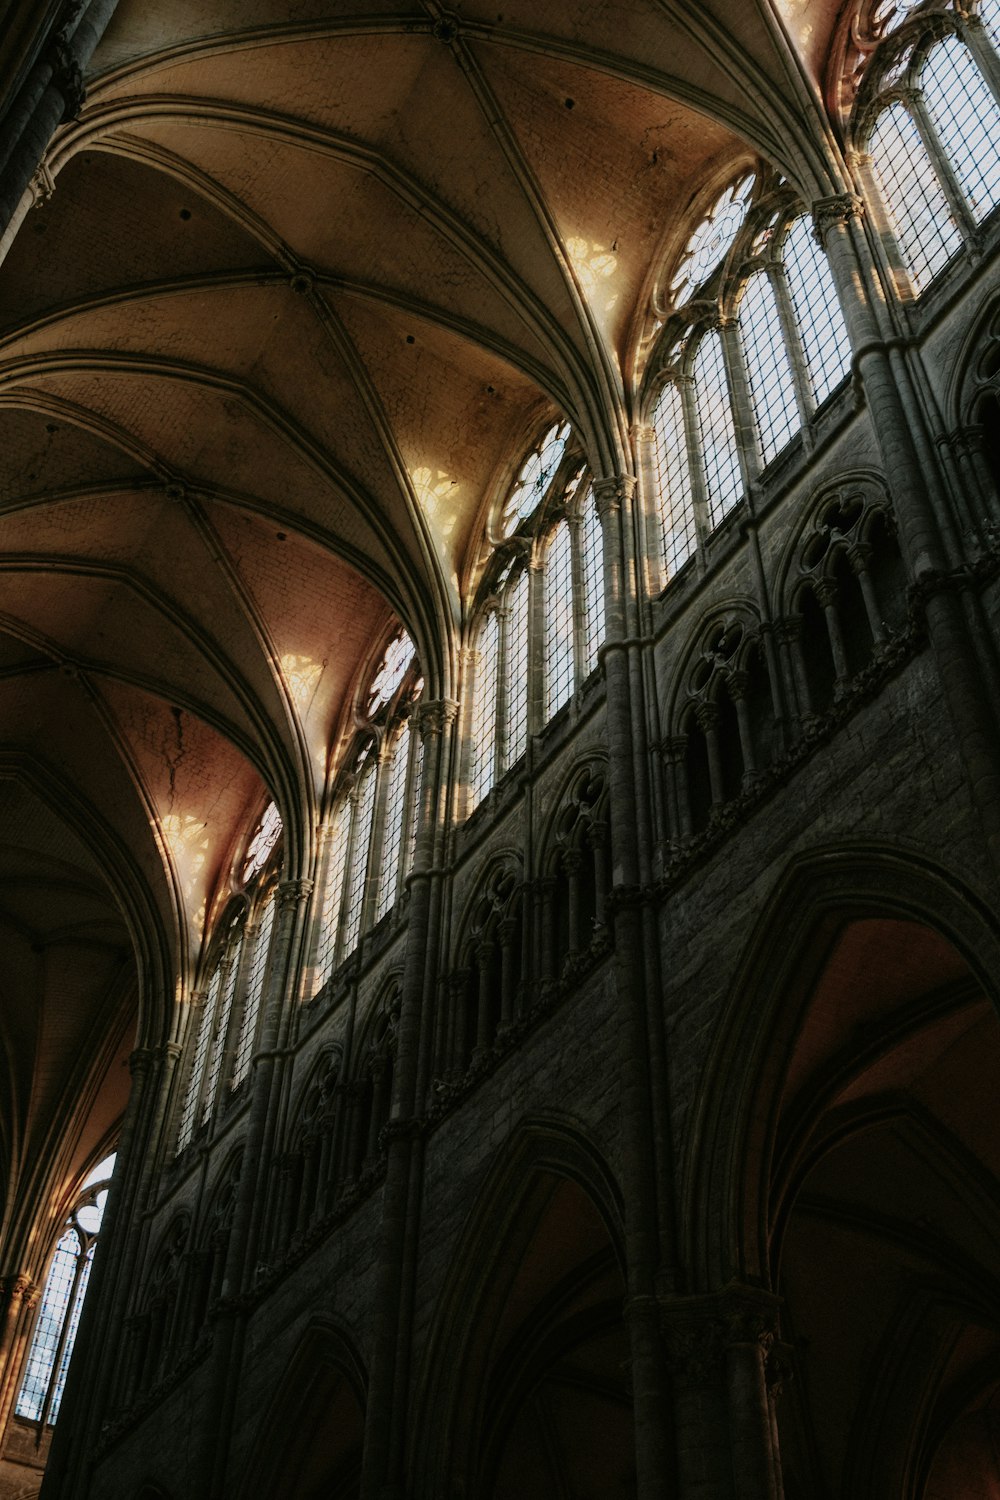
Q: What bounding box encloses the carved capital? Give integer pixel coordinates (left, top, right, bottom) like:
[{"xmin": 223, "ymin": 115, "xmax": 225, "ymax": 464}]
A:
[
  {"xmin": 813, "ymin": 575, "xmax": 839, "ymax": 608},
  {"xmin": 592, "ymin": 474, "xmax": 636, "ymax": 521},
  {"xmin": 694, "ymin": 699, "xmax": 720, "ymax": 733},
  {"xmin": 278, "ymin": 877, "xmax": 314, "ymax": 911},
  {"xmin": 417, "ymin": 698, "xmax": 460, "ymax": 739},
  {"xmin": 812, "ymin": 192, "xmax": 865, "ymax": 246}
]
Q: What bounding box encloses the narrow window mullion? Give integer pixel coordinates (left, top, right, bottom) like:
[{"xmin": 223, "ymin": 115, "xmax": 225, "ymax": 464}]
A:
[
  {"xmin": 904, "ymin": 84, "xmax": 979, "ymax": 240},
  {"xmin": 767, "ymin": 258, "xmax": 817, "ymax": 434},
  {"xmin": 718, "ymin": 314, "xmax": 762, "ymax": 489}
]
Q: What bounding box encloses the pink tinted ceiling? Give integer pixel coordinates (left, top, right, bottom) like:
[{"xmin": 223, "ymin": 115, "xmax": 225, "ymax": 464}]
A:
[{"xmin": 0, "ymin": 0, "xmax": 845, "ymax": 1200}]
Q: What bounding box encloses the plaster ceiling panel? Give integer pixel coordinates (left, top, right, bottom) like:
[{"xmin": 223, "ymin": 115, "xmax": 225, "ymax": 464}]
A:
[
  {"xmin": 0, "ymin": 151, "xmax": 275, "ymax": 337},
  {"xmin": 0, "ymin": 570, "xmax": 268, "ymax": 745},
  {"xmin": 0, "ymin": 677, "xmax": 175, "ymax": 926},
  {"xmin": 0, "ymin": 492, "xmax": 169, "ymax": 569},
  {"xmin": 93, "ymin": 0, "xmax": 413, "ymax": 76},
  {"xmin": 0, "ymin": 632, "xmax": 50, "ymax": 679},
  {"xmin": 13, "ymin": 369, "xmax": 400, "ymax": 572},
  {"xmin": 0, "ymin": 490, "xmax": 307, "ymax": 736},
  {"xmin": 333, "ymin": 292, "xmax": 550, "ymax": 587},
  {"xmin": 0, "ymin": 406, "xmax": 155, "ymax": 500},
  {"xmin": 96, "ymin": 679, "xmax": 267, "ymax": 937},
  {"xmin": 121, "ymin": 32, "xmax": 584, "ymax": 328},
  {"xmin": 3, "ymin": 285, "xmax": 411, "ymax": 517},
  {"xmin": 207, "ymin": 509, "xmax": 393, "ymax": 767},
  {"xmin": 475, "ymin": 44, "xmax": 740, "ymax": 359},
  {"xmin": 125, "ymin": 119, "xmax": 567, "ymax": 376},
  {"xmin": 458, "ymin": 1, "xmax": 795, "ymax": 160}
]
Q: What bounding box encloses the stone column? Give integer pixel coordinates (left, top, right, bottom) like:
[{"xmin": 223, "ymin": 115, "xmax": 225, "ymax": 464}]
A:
[
  {"xmin": 812, "ymin": 576, "xmax": 850, "ymax": 690},
  {"xmin": 815, "ymin": 190, "xmax": 1000, "ymax": 863},
  {"xmin": 847, "ymin": 541, "xmax": 887, "ymax": 647},
  {"xmin": 592, "ymin": 475, "xmax": 674, "ymax": 1497},
  {"xmin": 0, "ymin": 0, "xmax": 121, "ymax": 241},
  {"xmin": 0, "ymin": 1275, "xmax": 39, "ymax": 1436},
  {"xmin": 360, "ymin": 699, "xmax": 459, "ymax": 1500},
  {"xmin": 497, "ymin": 916, "xmax": 518, "ymax": 1028},
  {"xmin": 695, "ymin": 700, "xmax": 725, "ymax": 809}
]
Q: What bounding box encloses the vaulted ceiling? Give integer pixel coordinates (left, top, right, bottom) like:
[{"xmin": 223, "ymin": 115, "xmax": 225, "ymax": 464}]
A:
[{"xmin": 0, "ymin": 0, "xmax": 849, "ymax": 1254}]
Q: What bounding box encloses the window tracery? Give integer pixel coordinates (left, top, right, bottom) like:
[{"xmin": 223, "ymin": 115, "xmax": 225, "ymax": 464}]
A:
[
  {"xmin": 176, "ymin": 802, "xmax": 285, "ymax": 1153},
  {"xmin": 313, "ymin": 631, "xmax": 423, "ymax": 993},
  {"xmin": 646, "ymin": 172, "xmax": 852, "ymax": 587},
  {"xmin": 15, "ymin": 1153, "xmax": 116, "ymax": 1430},
  {"xmin": 851, "ymin": 2, "xmax": 1000, "ymax": 293},
  {"xmin": 466, "ymin": 428, "xmax": 606, "ymax": 815}
]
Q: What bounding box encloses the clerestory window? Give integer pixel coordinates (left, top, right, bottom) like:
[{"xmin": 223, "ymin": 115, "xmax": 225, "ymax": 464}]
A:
[
  {"xmin": 858, "ymin": 2, "xmax": 1000, "ymax": 293},
  {"xmin": 466, "ymin": 424, "xmax": 606, "ymax": 815},
  {"xmin": 175, "ymin": 800, "xmax": 283, "ymax": 1151},
  {"xmin": 16, "ymin": 1153, "xmax": 116, "ymax": 1429},
  {"xmin": 313, "ymin": 630, "xmax": 423, "ymax": 993},
  {"xmin": 647, "ymin": 174, "xmax": 851, "ymax": 586}
]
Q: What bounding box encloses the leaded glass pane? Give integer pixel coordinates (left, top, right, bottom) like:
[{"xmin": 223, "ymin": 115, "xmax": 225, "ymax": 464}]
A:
[
  {"xmin": 406, "ymin": 730, "xmax": 424, "ymax": 866},
  {"xmin": 315, "ymin": 800, "xmax": 351, "ymax": 987},
  {"xmin": 242, "ymin": 801, "xmax": 281, "ymax": 882},
  {"xmin": 739, "ymin": 272, "xmax": 802, "ymax": 465},
  {"xmin": 783, "ymin": 215, "xmax": 852, "ymax": 405},
  {"xmin": 501, "ymin": 422, "xmax": 571, "ymax": 534},
  {"xmin": 504, "ymin": 569, "xmax": 530, "ymax": 768},
  {"xmin": 202, "ymin": 927, "xmax": 243, "ymax": 1123},
  {"xmin": 545, "ymin": 522, "xmax": 575, "ymax": 719},
  {"xmin": 581, "ymin": 489, "xmax": 606, "ymax": 675},
  {"xmin": 470, "ymin": 612, "xmax": 500, "ymax": 810},
  {"xmin": 16, "ymin": 1231, "xmax": 80, "ymax": 1421},
  {"xmin": 981, "ymin": 0, "xmax": 1000, "ymax": 52},
  {"xmin": 375, "ymin": 720, "xmax": 410, "ymax": 921},
  {"xmin": 48, "ymin": 1247, "xmax": 93, "ymax": 1423},
  {"xmin": 869, "ymin": 102, "xmax": 963, "ymax": 289},
  {"xmin": 367, "ymin": 631, "xmax": 415, "ymax": 713},
  {"xmin": 922, "ymin": 35, "xmax": 1000, "ymax": 223},
  {"xmin": 177, "ymin": 966, "xmax": 220, "ymax": 1151},
  {"xmin": 342, "ymin": 760, "xmax": 377, "ymax": 955},
  {"xmin": 693, "ymin": 332, "xmax": 743, "ymax": 527},
  {"xmin": 651, "ymin": 381, "xmax": 697, "ymax": 579},
  {"xmin": 231, "ymin": 891, "xmax": 276, "ymax": 1088}
]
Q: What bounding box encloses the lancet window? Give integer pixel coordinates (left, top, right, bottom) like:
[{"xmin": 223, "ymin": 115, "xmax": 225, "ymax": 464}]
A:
[
  {"xmin": 852, "ymin": 0, "xmax": 1000, "ymax": 293},
  {"xmin": 466, "ymin": 423, "xmax": 606, "ymax": 814},
  {"xmin": 16, "ymin": 1153, "xmax": 116, "ymax": 1429},
  {"xmin": 647, "ymin": 170, "xmax": 852, "ymax": 586},
  {"xmin": 313, "ymin": 630, "xmax": 423, "ymax": 993},
  {"xmin": 175, "ymin": 800, "xmax": 284, "ymax": 1151}
]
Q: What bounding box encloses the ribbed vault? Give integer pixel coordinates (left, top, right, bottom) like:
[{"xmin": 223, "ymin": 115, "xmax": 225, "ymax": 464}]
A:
[{"xmin": 0, "ymin": 0, "xmax": 852, "ymax": 1302}]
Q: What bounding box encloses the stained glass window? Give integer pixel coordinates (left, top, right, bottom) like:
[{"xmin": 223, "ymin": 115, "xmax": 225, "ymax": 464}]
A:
[
  {"xmin": 651, "ymin": 381, "xmax": 697, "ymax": 579},
  {"xmin": 375, "ymin": 720, "xmax": 411, "ymax": 921},
  {"xmin": 739, "ymin": 273, "xmax": 801, "ymax": 465},
  {"xmin": 202, "ymin": 926, "xmax": 243, "ymax": 1123},
  {"xmin": 783, "ymin": 215, "xmax": 852, "ymax": 404},
  {"xmin": 316, "ymin": 800, "xmax": 351, "ymax": 986},
  {"xmin": 581, "ymin": 489, "xmax": 606, "ymax": 675},
  {"xmin": 504, "ymin": 569, "xmax": 530, "ymax": 768},
  {"xmin": 694, "ymin": 331, "xmax": 743, "ymax": 527},
  {"xmin": 545, "ymin": 522, "xmax": 575, "ymax": 718},
  {"xmin": 500, "ymin": 422, "xmax": 571, "ymax": 535},
  {"xmin": 470, "ymin": 612, "xmax": 500, "ymax": 811},
  {"xmin": 671, "ymin": 176, "xmax": 754, "ymax": 305},
  {"xmin": 16, "ymin": 1155, "xmax": 115, "ymax": 1428},
  {"xmin": 242, "ymin": 800, "xmax": 282, "ymax": 882},
  {"xmin": 231, "ymin": 889, "xmax": 276, "ymax": 1088},
  {"xmin": 342, "ymin": 758, "xmax": 377, "ymax": 957},
  {"xmin": 921, "ymin": 35, "xmax": 1000, "ymax": 223},
  {"xmin": 869, "ymin": 101, "xmax": 963, "ymax": 289},
  {"xmin": 176, "ymin": 965, "xmax": 220, "ymax": 1150}
]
